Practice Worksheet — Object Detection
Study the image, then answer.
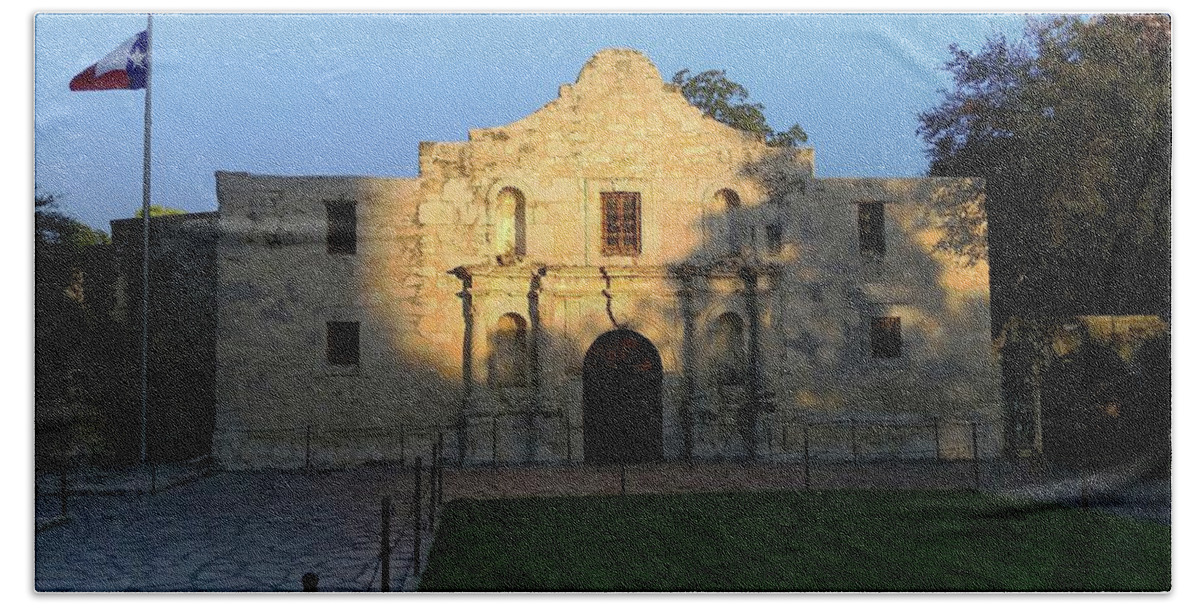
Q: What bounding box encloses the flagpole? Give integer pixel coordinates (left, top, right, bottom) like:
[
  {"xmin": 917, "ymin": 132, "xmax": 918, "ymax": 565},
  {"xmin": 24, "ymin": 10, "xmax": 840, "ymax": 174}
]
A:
[{"xmin": 140, "ymin": 13, "xmax": 153, "ymax": 464}]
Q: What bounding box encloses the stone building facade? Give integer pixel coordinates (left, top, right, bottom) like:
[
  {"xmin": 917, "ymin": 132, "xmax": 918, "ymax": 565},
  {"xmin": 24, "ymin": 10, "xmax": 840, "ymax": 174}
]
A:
[{"xmin": 205, "ymin": 49, "xmax": 1000, "ymax": 469}]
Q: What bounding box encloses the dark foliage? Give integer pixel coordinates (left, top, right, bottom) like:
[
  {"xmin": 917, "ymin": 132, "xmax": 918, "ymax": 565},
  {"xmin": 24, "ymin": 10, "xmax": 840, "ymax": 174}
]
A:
[
  {"xmin": 671, "ymin": 69, "xmax": 808, "ymax": 147},
  {"xmin": 34, "ymin": 194, "xmax": 123, "ymax": 468},
  {"xmin": 919, "ymin": 15, "xmax": 1170, "ymax": 322},
  {"xmin": 920, "ymin": 16, "xmax": 1171, "ymax": 461}
]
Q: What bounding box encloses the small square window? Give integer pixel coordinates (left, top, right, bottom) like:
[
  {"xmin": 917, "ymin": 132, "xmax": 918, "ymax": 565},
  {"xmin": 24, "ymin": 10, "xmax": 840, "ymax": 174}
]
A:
[
  {"xmin": 326, "ymin": 200, "xmax": 357, "ymax": 255},
  {"xmin": 870, "ymin": 316, "xmax": 902, "ymax": 358},
  {"xmin": 601, "ymin": 192, "xmax": 641, "ymax": 256},
  {"xmin": 858, "ymin": 202, "xmax": 885, "ymax": 256},
  {"xmin": 327, "ymin": 321, "xmax": 360, "ymax": 365},
  {"xmin": 766, "ymin": 224, "xmax": 783, "ymax": 254}
]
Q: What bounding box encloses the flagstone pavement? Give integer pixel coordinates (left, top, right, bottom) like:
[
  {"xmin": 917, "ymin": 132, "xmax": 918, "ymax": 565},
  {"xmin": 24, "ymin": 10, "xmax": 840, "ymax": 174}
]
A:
[
  {"xmin": 35, "ymin": 463, "xmax": 427, "ymax": 592},
  {"xmin": 34, "ymin": 458, "xmax": 1168, "ymax": 592}
]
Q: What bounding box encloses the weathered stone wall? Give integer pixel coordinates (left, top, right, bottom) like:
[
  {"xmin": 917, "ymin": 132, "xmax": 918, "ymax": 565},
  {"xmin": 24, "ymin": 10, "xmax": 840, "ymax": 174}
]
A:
[
  {"xmin": 772, "ymin": 177, "xmax": 1001, "ymax": 453},
  {"xmin": 211, "ymin": 48, "xmax": 1001, "ymax": 468},
  {"xmin": 212, "ymin": 173, "xmax": 461, "ymax": 468}
]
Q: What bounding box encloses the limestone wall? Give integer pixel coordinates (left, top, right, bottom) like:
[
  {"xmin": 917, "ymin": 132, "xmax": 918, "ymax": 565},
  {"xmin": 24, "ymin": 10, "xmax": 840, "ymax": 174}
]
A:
[
  {"xmin": 415, "ymin": 49, "xmax": 814, "ymax": 270},
  {"xmin": 211, "ymin": 48, "xmax": 1001, "ymax": 468},
  {"xmin": 212, "ymin": 172, "xmax": 468, "ymax": 468},
  {"xmin": 768, "ymin": 177, "xmax": 1002, "ymax": 454}
]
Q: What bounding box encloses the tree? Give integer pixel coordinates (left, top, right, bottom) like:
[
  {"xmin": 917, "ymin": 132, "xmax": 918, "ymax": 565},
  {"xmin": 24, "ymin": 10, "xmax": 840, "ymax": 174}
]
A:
[
  {"xmin": 672, "ymin": 69, "xmax": 808, "ymax": 147},
  {"xmin": 36, "ymin": 193, "xmax": 110, "ymax": 247},
  {"xmin": 134, "ymin": 204, "xmax": 188, "ymax": 219},
  {"xmin": 919, "ymin": 15, "xmax": 1170, "ymax": 322},
  {"xmin": 35, "ymin": 193, "xmax": 117, "ymax": 468},
  {"xmin": 919, "ymin": 15, "xmax": 1170, "ymax": 458}
]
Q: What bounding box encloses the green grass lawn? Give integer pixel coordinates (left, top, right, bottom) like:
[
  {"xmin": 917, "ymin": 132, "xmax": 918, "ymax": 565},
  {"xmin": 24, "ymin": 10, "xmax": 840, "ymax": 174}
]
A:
[{"xmin": 419, "ymin": 490, "xmax": 1169, "ymax": 591}]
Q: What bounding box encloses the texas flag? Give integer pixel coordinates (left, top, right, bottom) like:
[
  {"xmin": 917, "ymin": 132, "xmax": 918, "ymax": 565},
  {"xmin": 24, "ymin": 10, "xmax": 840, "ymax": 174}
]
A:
[{"xmin": 69, "ymin": 30, "xmax": 149, "ymax": 91}]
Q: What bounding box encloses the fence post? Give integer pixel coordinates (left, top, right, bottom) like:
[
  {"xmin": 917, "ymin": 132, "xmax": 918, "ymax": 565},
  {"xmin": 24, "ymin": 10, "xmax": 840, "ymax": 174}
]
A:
[
  {"xmin": 436, "ymin": 432, "xmax": 445, "ymax": 510},
  {"xmin": 565, "ymin": 417, "xmax": 572, "ymax": 464},
  {"xmin": 380, "ymin": 495, "xmax": 391, "ymax": 592},
  {"xmin": 971, "ymin": 421, "xmax": 981, "ymax": 491},
  {"xmin": 803, "ymin": 426, "xmax": 811, "ymax": 491},
  {"xmin": 59, "ymin": 469, "xmax": 68, "ymax": 518},
  {"xmin": 428, "ymin": 443, "xmax": 438, "ymax": 530},
  {"xmin": 850, "ymin": 420, "xmax": 858, "ymax": 463},
  {"xmin": 301, "ymin": 572, "xmax": 319, "ymax": 592},
  {"xmin": 933, "ymin": 419, "xmax": 941, "ymax": 461},
  {"xmin": 525, "ymin": 411, "xmax": 534, "ymax": 466},
  {"xmin": 457, "ymin": 419, "xmax": 465, "ymax": 467},
  {"xmin": 412, "ymin": 456, "xmax": 423, "ymax": 576},
  {"xmin": 492, "ymin": 418, "xmax": 499, "ymax": 465},
  {"xmin": 305, "ymin": 424, "xmax": 312, "ymax": 474}
]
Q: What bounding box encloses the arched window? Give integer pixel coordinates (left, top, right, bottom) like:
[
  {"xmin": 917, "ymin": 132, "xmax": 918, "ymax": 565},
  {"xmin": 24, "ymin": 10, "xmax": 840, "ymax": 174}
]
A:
[
  {"xmin": 489, "ymin": 313, "xmax": 528, "ymax": 387},
  {"xmin": 710, "ymin": 312, "xmax": 747, "ymax": 385},
  {"xmin": 716, "ymin": 189, "xmax": 746, "ymax": 255},
  {"xmin": 496, "ymin": 187, "xmax": 527, "ymax": 259}
]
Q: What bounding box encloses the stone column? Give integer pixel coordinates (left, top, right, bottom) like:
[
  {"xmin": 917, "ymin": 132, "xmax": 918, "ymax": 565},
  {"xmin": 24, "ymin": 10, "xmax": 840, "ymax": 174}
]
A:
[
  {"xmin": 525, "ymin": 266, "xmax": 547, "ymax": 461},
  {"xmin": 449, "ymin": 266, "xmax": 474, "ymax": 465},
  {"xmin": 740, "ymin": 265, "xmax": 763, "ymax": 460},
  {"xmin": 527, "ymin": 267, "xmax": 546, "ymax": 399},
  {"xmin": 674, "ymin": 266, "xmax": 698, "ymax": 462}
]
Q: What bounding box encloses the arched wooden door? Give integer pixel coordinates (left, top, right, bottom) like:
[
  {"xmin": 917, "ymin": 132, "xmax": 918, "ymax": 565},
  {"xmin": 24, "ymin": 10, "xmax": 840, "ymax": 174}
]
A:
[{"xmin": 582, "ymin": 329, "xmax": 664, "ymax": 464}]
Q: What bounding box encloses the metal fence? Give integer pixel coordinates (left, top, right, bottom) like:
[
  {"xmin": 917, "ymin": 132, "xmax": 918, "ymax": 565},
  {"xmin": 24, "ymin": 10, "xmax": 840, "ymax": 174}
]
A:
[
  {"xmin": 223, "ymin": 409, "xmax": 993, "ymax": 472},
  {"xmin": 697, "ymin": 414, "xmax": 989, "ymax": 463},
  {"xmin": 36, "ymin": 414, "xmax": 993, "ymax": 590}
]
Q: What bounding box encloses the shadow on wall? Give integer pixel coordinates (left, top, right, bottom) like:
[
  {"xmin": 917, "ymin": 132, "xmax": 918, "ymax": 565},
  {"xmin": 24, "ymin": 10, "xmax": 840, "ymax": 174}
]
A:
[
  {"xmin": 464, "ymin": 149, "xmax": 1001, "ymax": 463},
  {"xmin": 209, "ymin": 176, "xmax": 475, "ymax": 470},
  {"xmin": 685, "ymin": 150, "xmax": 994, "ymax": 412},
  {"xmin": 99, "ymin": 147, "xmax": 1002, "ymax": 470}
]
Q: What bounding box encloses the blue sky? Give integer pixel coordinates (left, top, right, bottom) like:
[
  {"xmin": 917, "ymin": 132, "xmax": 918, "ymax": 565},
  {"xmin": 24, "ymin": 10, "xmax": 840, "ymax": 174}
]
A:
[{"xmin": 34, "ymin": 13, "xmax": 1031, "ymax": 231}]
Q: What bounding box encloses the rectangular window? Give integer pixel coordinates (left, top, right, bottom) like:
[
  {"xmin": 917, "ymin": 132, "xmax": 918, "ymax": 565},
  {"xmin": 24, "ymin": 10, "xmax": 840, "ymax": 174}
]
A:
[
  {"xmin": 326, "ymin": 200, "xmax": 357, "ymax": 255},
  {"xmin": 858, "ymin": 202, "xmax": 885, "ymax": 256},
  {"xmin": 601, "ymin": 192, "xmax": 641, "ymax": 256},
  {"xmin": 870, "ymin": 316, "xmax": 902, "ymax": 359},
  {"xmin": 326, "ymin": 321, "xmax": 360, "ymax": 365},
  {"xmin": 766, "ymin": 224, "xmax": 783, "ymax": 254}
]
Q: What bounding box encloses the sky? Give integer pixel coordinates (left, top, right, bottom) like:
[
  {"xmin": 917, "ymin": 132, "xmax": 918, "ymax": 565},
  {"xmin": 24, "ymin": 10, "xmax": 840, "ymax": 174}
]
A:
[{"xmin": 34, "ymin": 12, "xmax": 1032, "ymax": 232}]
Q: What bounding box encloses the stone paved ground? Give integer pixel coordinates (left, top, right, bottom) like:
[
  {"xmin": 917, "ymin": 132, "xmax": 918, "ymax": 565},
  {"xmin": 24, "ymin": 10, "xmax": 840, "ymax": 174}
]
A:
[
  {"xmin": 34, "ymin": 458, "xmax": 1168, "ymax": 592},
  {"xmin": 35, "ymin": 463, "xmax": 431, "ymax": 592}
]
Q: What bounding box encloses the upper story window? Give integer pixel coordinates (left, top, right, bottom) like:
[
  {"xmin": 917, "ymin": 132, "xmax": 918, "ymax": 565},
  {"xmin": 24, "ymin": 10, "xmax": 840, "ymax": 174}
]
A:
[
  {"xmin": 716, "ymin": 189, "xmax": 746, "ymax": 255},
  {"xmin": 326, "ymin": 321, "xmax": 360, "ymax": 365},
  {"xmin": 601, "ymin": 192, "xmax": 641, "ymax": 257},
  {"xmin": 766, "ymin": 224, "xmax": 783, "ymax": 255},
  {"xmin": 858, "ymin": 202, "xmax": 885, "ymax": 256},
  {"xmin": 489, "ymin": 313, "xmax": 528, "ymax": 388},
  {"xmin": 496, "ymin": 187, "xmax": 527, "ymax": 259},
  {"xmin": 326, "ymin": 200, "xmax": 357, "ymax": 255},
  {"xmin": 869, "ymin": 316, "xmax": 902, "ymax": 359}
]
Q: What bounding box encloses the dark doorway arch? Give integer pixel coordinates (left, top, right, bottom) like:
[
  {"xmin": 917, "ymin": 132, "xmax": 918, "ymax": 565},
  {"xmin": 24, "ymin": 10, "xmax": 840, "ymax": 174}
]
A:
[{"xmin": 582, "ymin": 329, "xmax": 664, "ymax": 464}]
